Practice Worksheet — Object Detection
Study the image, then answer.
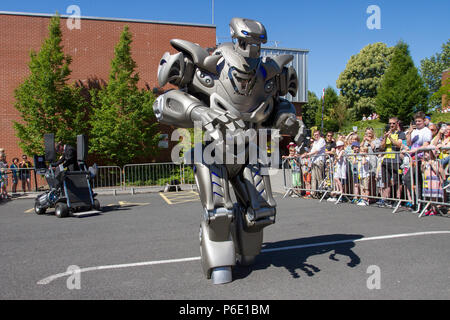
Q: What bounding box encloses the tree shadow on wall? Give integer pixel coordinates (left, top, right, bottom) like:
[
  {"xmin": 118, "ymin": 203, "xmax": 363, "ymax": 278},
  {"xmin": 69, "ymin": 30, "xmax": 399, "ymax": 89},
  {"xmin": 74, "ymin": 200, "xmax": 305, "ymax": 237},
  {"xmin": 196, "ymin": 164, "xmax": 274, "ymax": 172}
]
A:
[{"xmin": 233, "ymin": 234, "xmax": 362, "ymax": 280}]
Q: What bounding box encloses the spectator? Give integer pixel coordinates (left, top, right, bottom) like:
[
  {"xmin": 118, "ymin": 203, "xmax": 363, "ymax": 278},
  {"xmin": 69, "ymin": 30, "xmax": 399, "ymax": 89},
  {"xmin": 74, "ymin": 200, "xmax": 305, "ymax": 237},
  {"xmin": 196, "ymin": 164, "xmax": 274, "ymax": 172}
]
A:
[
  {"xmin": 358, "ymin": 146, "xmax": 371, "ymax": 206},
  {"xmin": 301, "ymin": 130, "xmax": 326, "ymax": 199},
  {"xmin": 435, "ymin": 124, "xmax": 450, "ymax": 160},
  {"xmin": 325, "ymin": 131, "xmax": 336, "ymax": 156},
  {"xmin": 421, "ymin": 150, "xmax": 445, "ymax": 216},
  {"xmin": 400, "ymin": 144, "xmax": 414, "ymax": 209},
  {"xmin": 0, "ymin": 153, "xmax": 9, "ymax": 199},
  {"xmin": 429, "ymin": 123, "xmax": 440, "ymax": 146},
  {"xmin": 283, "ymin": 143, "xmax": 302, "ymax": 194},
  {"xmin": 362, "ymin": 127, "xmax": 379, "ymax": 199},
  {"xmin": 10, "ymin": 157, "xmax": 19, "ymax": 194},
  {"xmin": 345, "ymin": 133, "xmax": 360, "ymax": 155},
  {"xmin": 19, "ymin": 155, "xmax": 33, "ymax": 192},
  {"xmin": 406, "ymin": 111, "xmax": 433, "ymax": 206},
  {"xmin": 378, "ymin": 117, "xmax": 406, "ymax": 207},
  {"xmin": 349, "ymin": 142, "xmax": 362, "ymax": 203},
  {"xmin": 424, "ymin": 116, "xmax": 432, "ymax": 128},
  {"xmin": 329, "ymin": 140, "xmax": 346, "ymax": 202}
]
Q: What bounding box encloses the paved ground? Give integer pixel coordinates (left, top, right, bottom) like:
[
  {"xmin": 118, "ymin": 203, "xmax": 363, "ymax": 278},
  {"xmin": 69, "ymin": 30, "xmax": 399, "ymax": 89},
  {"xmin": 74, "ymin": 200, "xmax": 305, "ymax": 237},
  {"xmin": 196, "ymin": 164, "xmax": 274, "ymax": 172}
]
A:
[{"xmin": 0, "ymin": 190, "xmax": 449, "ymax": 300}]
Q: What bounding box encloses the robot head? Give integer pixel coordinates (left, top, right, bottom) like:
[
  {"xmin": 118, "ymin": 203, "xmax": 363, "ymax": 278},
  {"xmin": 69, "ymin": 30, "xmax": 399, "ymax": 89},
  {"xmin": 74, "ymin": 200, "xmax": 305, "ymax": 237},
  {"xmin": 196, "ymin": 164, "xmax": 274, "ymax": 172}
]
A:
[{"xmin": 229, "ymin": 18, "xmax": 267, "ymax": 59}]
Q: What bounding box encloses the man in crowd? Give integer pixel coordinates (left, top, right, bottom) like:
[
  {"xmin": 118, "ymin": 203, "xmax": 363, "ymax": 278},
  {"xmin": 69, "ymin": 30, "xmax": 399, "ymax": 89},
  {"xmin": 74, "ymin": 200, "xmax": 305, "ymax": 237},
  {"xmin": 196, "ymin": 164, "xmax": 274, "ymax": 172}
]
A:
[
  {"xmin": 378, "ymin": 117, "xmax": 406, "ymax": 207},
  {"xmin": 301, "ymin": 130, "xmax": 326, "ymax": 199},
  {"xmin": 325, "ymin": 131, "xmax": 336, "ymax": 157},
  {"xmin": 406, "ymin": 111, "xmax": 433, "ymax": 203}
]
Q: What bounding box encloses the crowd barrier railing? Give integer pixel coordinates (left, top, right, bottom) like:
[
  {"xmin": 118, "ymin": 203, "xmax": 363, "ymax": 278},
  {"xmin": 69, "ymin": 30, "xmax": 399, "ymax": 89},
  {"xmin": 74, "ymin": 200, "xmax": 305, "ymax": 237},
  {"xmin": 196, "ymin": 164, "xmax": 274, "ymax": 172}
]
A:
[
  {"xmin": 282, "ymin": 154, "xmax": 335, "ymax": 201},
  {"xmin": 123, "ymin": 162, "xmax": 195, "ymax": 191},
  {"xmin": 92, "ymin": 166, "xmax": 123, "ymax": 190},
  {"xmin": 282, "ymin": 148, "xmax": 449, "ymax": 216},
  {"xmin": 410, "ymin": 146, "xmax": 450, "ymax": 217},
  {"xmin": 0, "ymin": 162, "xmax": 198, "ymax": 197}
]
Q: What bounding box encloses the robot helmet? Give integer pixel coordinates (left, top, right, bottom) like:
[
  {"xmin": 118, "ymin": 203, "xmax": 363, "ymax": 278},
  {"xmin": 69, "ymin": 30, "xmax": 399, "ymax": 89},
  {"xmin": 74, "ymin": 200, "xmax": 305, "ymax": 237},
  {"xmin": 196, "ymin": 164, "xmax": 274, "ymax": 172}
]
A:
[{"xmin": 229, "ymin": 18, "xmax": 267, "ymax": 58}]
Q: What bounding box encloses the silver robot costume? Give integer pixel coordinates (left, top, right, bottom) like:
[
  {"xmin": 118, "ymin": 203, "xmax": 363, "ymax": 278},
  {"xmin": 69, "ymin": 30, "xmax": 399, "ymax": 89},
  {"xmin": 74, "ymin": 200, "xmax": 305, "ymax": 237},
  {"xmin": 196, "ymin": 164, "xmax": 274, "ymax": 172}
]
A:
[{"xmin": 153, "ymin": 18, "xmax": 306, "ymax": 284}]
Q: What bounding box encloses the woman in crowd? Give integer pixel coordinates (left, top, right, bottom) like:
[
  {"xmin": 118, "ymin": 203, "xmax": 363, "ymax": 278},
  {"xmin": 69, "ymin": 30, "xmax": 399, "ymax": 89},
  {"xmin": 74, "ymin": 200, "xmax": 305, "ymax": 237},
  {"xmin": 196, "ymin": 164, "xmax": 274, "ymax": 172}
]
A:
[
  {"xmin": 0, "ymin": 153, "xmax": 9, "ymax": 200},
  {"xmin": 19, "ymin": 155, "xmax": 33, "ymax": 192},
  {"xmin": 10, "ymin": 157, "xmax": 19, "ymax": 194}
]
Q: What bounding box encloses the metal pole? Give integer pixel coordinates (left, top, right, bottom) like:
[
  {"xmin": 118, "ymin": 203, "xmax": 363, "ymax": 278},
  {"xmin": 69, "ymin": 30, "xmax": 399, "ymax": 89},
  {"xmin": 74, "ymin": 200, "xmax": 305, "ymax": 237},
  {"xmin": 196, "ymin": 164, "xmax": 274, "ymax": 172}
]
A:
[{"xmin": 321, "ymin": 96, "xmax": 324, "ymax": 133}]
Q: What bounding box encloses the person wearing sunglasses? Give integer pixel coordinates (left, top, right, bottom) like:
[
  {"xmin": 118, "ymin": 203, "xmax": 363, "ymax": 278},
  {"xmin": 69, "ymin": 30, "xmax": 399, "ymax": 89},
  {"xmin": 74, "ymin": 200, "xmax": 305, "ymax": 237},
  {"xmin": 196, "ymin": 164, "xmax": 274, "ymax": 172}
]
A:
[{"xmin": 378, "ymin": 117, "xmax": 406, "ymax": 207}]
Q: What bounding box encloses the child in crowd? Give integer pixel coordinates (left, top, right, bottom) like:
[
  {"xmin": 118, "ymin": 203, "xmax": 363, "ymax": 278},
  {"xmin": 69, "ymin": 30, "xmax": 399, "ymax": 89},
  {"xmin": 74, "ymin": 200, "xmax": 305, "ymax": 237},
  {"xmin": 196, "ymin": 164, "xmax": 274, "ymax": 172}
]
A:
[
  {"xmin": 357, "ymin": 146, "xmax": 370, "ymax": 206},
  {"xmin": 283, "ymin": 144, "xmax": 302, "ymax": 196},
  {"xmin": 329, "ymin": 140, "xmax": 346, "ymax": 202},
  {"xmin": 349, "ymin": 142, "xmax": 362, "ymax": 204},
  {"xmin": 421, "ymin": 150, "xmax": 445, "ymax": 216},
  {"xmin": 301, "ymin": 156, "xmax": 312, "ymax": 197}
]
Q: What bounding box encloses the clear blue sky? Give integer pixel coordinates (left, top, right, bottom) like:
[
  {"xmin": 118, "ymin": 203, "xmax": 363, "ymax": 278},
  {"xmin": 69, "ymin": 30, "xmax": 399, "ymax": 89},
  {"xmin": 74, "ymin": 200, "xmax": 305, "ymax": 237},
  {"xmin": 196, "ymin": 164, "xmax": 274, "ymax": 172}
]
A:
[{"xmin": 2, "ymin": 0, "xmax": 449, "ymax": 98}]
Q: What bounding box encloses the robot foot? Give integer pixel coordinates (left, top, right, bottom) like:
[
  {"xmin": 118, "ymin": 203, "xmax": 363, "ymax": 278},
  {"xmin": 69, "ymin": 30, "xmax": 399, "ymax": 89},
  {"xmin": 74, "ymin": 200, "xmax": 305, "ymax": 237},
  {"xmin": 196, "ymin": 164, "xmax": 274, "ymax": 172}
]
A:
[{"xmin": 211, "ymin": 266, "xmax": 232, "ymax": 285}]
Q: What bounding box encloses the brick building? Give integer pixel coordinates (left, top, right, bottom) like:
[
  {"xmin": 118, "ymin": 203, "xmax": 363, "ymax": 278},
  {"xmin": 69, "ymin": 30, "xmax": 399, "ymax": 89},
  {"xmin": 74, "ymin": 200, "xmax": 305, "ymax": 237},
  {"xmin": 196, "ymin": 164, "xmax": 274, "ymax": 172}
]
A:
[{"xmin": 0, "ymin": 11, "xmax": 216, "ymax": 163}]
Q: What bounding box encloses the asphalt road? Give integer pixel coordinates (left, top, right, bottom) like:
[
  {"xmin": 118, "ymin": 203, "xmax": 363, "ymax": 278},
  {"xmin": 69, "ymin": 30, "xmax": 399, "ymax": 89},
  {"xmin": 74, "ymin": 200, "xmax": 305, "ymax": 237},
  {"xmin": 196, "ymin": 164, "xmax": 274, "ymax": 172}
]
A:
[{"xmin": 0, "ymin": 191, "xmax": 449, "ymax": 300}]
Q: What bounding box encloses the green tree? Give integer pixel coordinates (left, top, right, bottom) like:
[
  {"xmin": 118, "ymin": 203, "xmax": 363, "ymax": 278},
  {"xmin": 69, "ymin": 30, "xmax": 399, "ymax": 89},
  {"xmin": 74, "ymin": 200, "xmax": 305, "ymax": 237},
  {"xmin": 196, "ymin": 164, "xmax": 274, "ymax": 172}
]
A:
[
  {"xmin": 376, "ymin": 41, "xmax": 428, "ymax": 124},
  {"xmin": 89, "ymin": 26, "xmax": 159, "ymax": 166},
  {"xmin": 337, "ymin": 43, "xmax": 393, "ymax": 120},
  {"xmin": 315, "ymin": 87, "xmax": 340, "ymax": 133},
  {"xmin": 420, "ymin": 39, "xmax": 450, "ymax": 109},
  {"xmin": 301, "ymin": 91, "xmax": 320, "ymax": 129},
  {"xmin": 13, "ymin": 14, "xmax": 89, "ymax": 156}
]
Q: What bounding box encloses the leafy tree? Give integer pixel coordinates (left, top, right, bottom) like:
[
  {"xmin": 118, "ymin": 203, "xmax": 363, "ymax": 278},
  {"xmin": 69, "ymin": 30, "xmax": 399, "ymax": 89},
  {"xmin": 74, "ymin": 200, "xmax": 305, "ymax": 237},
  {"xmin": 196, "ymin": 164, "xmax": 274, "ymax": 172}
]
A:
[
  {"xmin": 337, "ymin": 43, "xmax": 393, "ymax": 120},
  {"xmin": 420, "ymin": 39, "xmax": 450, "ymax": 109},
  {"xmin": 315, "ymin": 87, "xmax": 340, "ymax": 132},
  {"xmin": 375, "ymin": 41, "xmax": 428, "ymax": 124},
  {"xmin": 301, "ymin": 91, "xmax": 320, "ymax": 129},
  {"xmin": 89, "ymin": 26, "xmax": 159, "ymax": 166},
  {"xmin": 13, "ymin": 14, "xmax": 89, "ymax": 156}
]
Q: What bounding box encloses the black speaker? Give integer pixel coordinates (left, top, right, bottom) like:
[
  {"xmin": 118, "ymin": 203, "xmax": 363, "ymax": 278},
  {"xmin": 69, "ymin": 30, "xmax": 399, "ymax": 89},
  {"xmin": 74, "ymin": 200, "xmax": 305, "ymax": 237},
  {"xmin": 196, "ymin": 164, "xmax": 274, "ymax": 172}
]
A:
[
  {"xmin": 44, "ymin": 133, "xmax": 55, "ymax": 163},
  {"xmin": 77, "ymin": 134, "xmax": 88, "ymax": 162}
]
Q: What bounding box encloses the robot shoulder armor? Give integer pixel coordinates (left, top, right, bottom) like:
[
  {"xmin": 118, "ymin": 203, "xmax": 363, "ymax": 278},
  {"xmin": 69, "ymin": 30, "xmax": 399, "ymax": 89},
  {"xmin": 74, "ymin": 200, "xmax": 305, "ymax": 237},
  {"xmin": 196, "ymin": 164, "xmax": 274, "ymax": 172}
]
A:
[
  {"xmin": 261, "ymin": 54, "xmax": 294, "ymax": 79},
  {"xmin": 170, "ymin": 39, "xmax": 221, "ymax": 75}
]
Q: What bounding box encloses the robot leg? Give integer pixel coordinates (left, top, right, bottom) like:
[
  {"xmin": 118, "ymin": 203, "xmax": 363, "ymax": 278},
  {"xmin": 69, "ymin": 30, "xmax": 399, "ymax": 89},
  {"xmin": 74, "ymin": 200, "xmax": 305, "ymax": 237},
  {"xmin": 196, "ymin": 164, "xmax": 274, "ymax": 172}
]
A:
[
  {"xmin": 231, "ymin": 163, "xmax": 277, "ymax": 266},
  {"xmin": 194, "ymin": 162, "xmax": 236, "ymax": 284}
]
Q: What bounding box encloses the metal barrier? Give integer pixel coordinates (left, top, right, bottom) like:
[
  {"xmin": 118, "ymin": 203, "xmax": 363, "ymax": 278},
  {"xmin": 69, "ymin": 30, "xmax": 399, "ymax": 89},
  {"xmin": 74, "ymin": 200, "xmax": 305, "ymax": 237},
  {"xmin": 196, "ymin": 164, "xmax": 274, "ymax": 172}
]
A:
[
  {"xmin": 92, "ymin": 166, "xmax": 123, "ymax": 190},
  {"xmin": 282, "ymin": 154, "xmax": 334, "ymax": 200},
  {"xmin": 411, "ymin": 147, "xmax": 450, "ymax": 217},
  {"xmin": 123, "ymin": 162, "xmax": 189, "ymax": 191},
  {"xmin": 282, "ymin": 150, "xmax": 424, "ymax": 214}
]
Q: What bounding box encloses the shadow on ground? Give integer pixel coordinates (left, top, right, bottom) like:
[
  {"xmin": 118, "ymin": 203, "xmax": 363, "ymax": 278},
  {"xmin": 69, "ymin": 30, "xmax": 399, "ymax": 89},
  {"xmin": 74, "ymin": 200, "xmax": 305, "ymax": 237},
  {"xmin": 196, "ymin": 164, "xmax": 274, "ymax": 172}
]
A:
[{"xmin": 233, "ymin": 234, "xmax": 363, "ymax": 280}]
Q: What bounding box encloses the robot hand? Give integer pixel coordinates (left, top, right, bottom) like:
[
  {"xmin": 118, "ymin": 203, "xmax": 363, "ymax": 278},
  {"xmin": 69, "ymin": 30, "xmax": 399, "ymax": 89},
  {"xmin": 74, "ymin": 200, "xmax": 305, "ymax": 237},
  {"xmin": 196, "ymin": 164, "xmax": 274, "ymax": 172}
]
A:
[
  {"xmin": 275, "ymin": 112, "xmax": 299, "ymax": 137},
  {"xmin": 191, "ymin": 107, "xmax": 246, "ymax": 141}
]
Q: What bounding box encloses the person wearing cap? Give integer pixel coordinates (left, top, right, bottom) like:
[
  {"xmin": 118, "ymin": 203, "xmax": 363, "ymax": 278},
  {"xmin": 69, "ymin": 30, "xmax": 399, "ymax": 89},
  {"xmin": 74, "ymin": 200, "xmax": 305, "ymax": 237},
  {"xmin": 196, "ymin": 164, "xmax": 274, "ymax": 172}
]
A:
[
  {"xmin": 379, "ymin": 117, "xmax": 406, "ymax": 207},
  {"xmin": 301, "ymin": 130, "xmax": 326, "ymax": 199},
  {"xmin": 424, "ymin": 116, "xmax": 432, "ymax": 128}
]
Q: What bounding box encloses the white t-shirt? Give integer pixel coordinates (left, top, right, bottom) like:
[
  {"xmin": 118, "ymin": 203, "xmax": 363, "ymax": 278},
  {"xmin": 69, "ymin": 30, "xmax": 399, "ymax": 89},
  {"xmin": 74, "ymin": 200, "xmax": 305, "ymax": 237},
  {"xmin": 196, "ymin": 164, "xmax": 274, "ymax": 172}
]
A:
[
  {"xmin": 310, "ymin": 138, "xmax": 326, "ymax": 163},
  {"xmin": 411, "ymin": 127, "xmax": 432, "ymax": 149}
]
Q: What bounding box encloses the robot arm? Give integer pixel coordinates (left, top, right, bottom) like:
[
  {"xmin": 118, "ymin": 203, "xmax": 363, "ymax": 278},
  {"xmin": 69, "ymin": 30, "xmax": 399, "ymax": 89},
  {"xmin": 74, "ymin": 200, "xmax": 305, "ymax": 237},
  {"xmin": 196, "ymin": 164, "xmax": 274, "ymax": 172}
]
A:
[{"xmin": 153, "ymin": 90, "xmax": 246, "ymax": 138}]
